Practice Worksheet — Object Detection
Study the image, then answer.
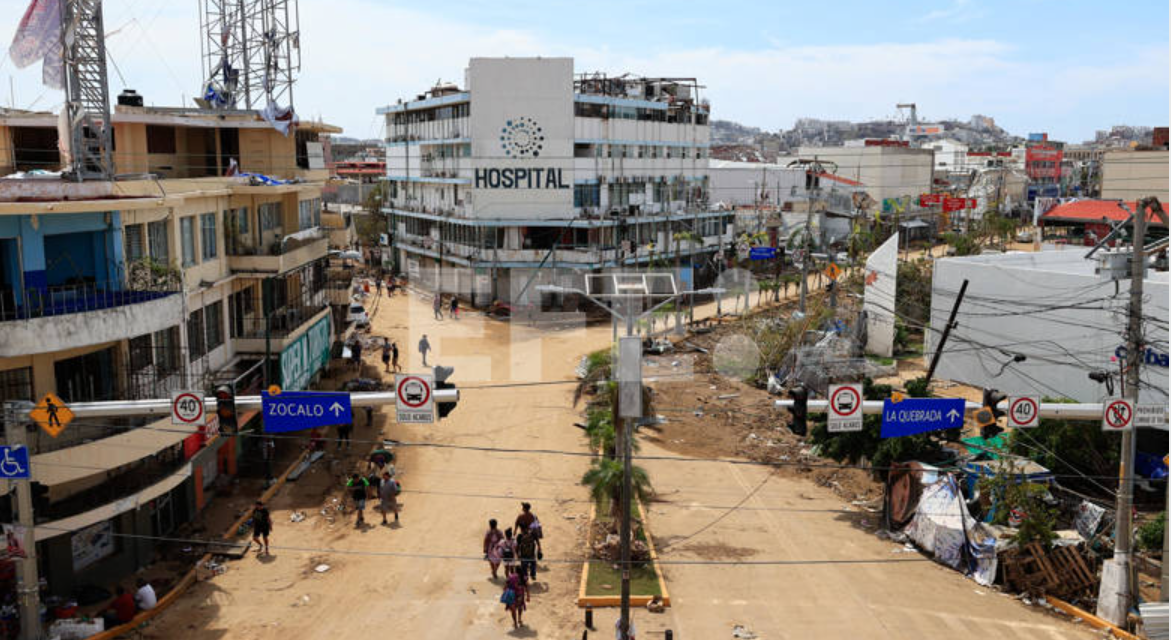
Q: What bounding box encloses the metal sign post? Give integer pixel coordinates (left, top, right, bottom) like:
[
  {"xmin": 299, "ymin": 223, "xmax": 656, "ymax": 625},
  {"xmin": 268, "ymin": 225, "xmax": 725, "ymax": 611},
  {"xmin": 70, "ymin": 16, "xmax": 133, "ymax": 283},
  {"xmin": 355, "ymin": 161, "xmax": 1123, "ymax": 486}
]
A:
[{"xmin": 3, "ymin": 401, "xmax": 40, "ymax": 640}]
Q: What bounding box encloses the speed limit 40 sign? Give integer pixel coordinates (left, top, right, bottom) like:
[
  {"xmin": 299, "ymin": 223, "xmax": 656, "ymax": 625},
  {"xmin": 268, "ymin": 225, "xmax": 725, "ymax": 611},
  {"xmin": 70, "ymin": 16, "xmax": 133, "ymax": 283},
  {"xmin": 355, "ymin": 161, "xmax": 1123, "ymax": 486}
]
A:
[
  {"xmin": 171, "ymin": 389, "xmax": 205, "ymax": 426},
  {"xmin": 1007, "ymin": 396, "xmax": 1039, "ymax": 429}
]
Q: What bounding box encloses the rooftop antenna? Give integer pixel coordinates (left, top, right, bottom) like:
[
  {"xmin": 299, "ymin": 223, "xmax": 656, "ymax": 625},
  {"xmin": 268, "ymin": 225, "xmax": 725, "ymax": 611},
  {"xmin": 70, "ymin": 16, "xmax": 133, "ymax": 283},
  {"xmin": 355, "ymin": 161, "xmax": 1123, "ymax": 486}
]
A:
[
  {"xmin": 896, "ymin": 102, "xmax": 917, "ymax": 142},
  {"xmin": 198, "ymin": 0, "xmax": 301, "ymax": 110},
  {"xmin": 61, "ymin": 0, "xmax": 115, "ymax": 180}
]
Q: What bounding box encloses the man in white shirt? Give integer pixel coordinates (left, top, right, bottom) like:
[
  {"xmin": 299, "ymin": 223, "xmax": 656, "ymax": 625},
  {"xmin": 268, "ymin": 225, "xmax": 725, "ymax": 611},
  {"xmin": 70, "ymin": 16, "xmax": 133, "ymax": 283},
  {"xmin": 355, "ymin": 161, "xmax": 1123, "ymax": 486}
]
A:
[{"xmin": 134, "ymin": 578, "xmax": 157, "ymax": 611}]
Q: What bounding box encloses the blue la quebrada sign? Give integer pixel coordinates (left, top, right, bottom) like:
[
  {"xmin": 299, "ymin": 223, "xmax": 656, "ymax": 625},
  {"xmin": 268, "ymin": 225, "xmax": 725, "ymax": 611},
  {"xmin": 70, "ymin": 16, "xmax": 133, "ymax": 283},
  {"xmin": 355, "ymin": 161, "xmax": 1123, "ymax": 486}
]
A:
[
  {"xmin": 880, "ymin": 398, "xmax": 966, "ymax": 438},
  {"xmin": 262, "ymin": 391, "xmax": 353, "ymax": 433},
  {"xmin": 750, "ymin": 247, "xmax": 777, "ymax": 260}
]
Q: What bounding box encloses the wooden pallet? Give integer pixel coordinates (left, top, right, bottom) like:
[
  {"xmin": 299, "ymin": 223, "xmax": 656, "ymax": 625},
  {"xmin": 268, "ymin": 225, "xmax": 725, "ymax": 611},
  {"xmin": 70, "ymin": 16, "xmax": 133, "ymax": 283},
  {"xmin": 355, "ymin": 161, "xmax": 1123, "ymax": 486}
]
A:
[{"xmin": 1002, "ymin": 542, "xmax": 1096, "ymax": 598}]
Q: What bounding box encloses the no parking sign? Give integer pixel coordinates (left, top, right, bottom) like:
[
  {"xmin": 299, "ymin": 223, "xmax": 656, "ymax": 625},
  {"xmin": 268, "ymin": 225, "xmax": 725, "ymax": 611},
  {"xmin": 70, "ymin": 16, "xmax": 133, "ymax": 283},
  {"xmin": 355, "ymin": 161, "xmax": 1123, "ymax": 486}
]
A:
[{"xmin": 1101, "ymin": 397, "xmax": 1134, "ymax": 433}]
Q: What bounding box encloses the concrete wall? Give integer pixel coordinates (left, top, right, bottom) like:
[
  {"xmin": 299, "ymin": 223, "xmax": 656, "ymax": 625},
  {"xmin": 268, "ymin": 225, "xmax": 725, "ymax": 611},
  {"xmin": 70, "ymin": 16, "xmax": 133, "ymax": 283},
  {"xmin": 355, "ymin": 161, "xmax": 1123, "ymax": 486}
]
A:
[
  {"xmin": 0, "ymin": 292, "xmax": 183, "ymax": 357},
  {"xmin": 1101, "ymin": 149, "xmax": 1169, "ymax": 203},
  {"xmin": 709, "ymin": 161, "xmax": 805, "ymax": 207},
  {"xmin": 797, "ymin": 146, "xmax": 933, "ymax": 203},
  {"xmin": 928, "ymin": 251, "xmax": 1169, "ymax": 404}
]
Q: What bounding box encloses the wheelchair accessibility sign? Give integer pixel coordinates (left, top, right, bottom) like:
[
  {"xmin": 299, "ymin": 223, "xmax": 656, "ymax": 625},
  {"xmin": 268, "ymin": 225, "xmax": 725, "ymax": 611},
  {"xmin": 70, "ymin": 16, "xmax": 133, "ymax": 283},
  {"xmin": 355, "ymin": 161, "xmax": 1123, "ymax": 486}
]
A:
[{"xmin": 0, "ymin": 446, "xmax": 30, "ymax": 479}]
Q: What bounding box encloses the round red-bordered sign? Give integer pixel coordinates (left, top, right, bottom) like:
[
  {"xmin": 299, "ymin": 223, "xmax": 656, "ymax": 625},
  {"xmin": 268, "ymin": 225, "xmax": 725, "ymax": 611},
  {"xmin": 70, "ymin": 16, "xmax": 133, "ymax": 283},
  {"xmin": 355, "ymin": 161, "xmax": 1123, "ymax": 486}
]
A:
[
  {"xmin": 1008, "ymin": 397, "xmax": 1039, "ymax": 428},
  {"xmin": 172, "ymin": 392, "xmax": 204, "ymax": 424},
  {"xmin": 397, "ymin": 376, "xmax": 431, "ymax": 409},
  {"xmin": 1104, "ymin": 399, "xmax": 1132, "ymax": 430},
  {"xmin": 830, "ymin": 385, "xmax": 861, "ymax": 418}
]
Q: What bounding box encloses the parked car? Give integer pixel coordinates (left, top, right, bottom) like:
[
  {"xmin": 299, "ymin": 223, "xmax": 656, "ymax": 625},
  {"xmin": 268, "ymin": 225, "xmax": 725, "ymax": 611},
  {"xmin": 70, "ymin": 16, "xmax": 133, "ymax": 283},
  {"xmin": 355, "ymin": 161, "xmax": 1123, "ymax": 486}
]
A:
[
  {"xmin": 348, "ymin": 303, "xmax": 369, "ymax": 327},
  {"xmin": 1015, "ymin": 230, "xmax": 1034, "ymax": 243}
]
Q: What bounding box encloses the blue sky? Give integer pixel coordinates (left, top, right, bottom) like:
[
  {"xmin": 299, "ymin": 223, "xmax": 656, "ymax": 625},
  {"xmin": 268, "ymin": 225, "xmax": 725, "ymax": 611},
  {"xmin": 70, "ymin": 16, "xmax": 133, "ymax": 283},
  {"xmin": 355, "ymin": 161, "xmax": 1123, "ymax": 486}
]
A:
[{"xmin": 1, "ymin": 0, "xmax": 1167, "ymax": 142}]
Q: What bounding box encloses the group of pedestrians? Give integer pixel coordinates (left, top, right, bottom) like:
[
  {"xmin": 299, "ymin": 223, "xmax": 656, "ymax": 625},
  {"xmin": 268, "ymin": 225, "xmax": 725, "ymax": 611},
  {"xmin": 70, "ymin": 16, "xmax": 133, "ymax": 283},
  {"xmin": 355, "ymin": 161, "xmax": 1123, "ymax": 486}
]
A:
[
  {"xmin": 432, "ymin": 294, "xmax": 460, "ymax": 320},
  {"xmin": 346, "ymin": 468, "xmax": 401, "ymax": 527},
  {"xmin": 483, "ymin": 502, "xmax": 545, "ymax": 629}
]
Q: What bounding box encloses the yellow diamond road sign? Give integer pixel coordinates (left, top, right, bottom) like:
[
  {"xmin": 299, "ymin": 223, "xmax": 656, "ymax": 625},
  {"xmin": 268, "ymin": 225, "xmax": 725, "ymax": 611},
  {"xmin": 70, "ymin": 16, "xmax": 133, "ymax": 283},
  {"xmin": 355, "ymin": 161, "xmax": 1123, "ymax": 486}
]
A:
[{"xmin": 30, "ymin": 393, "xmax": 73, "ymax": 438}]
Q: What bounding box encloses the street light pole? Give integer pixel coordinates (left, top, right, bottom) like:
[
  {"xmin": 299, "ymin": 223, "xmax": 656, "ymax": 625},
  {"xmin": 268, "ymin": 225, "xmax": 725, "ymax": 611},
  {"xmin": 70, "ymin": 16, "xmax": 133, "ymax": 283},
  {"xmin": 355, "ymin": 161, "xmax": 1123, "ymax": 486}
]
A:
[{"xmin": 3, "ymin": 401, "xmax": 40, "ymax": 640}]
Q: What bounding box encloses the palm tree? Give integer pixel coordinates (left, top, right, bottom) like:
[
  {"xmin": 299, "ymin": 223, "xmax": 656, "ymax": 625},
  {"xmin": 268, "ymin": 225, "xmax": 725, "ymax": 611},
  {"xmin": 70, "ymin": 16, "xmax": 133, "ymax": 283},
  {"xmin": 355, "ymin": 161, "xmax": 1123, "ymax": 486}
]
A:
[{"xmin": 582, "ymin": 458, "xmax": 653, "ymax": 518}]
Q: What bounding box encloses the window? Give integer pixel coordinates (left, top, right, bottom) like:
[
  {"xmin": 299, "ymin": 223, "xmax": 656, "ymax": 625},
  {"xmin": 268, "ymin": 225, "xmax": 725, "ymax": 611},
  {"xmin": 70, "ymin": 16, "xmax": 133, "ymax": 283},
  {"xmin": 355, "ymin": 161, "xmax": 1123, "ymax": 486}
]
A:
[
  {"xmin": 148, "ymin": 220, "xmax": 170, "ymax": 264},
  {"xmin": 0, "ymin": 367, "xmax": 33, "ymax": 404},
  {"xmin": 187, "ymin": 311, "xmax": 206, "ymax": 362},
  {"xmin": 124, "ymin": 224, "xmax": 145, "ymax": 262},
  {"xmin": 230, "ymin": 285, "xmax": 256, "ymax": 338},
  {"xmin": 181, "ymin": 217, "xmax": 197, "ymax": 266},
  {"xmin": 204, "ymin": 301, "xmax": 224, "ymax": 351},
  {"xmin": 200, "ymin": 212, "xmax": 217, "ymax": 261},
  {"xmin": 574, "ymin": 183, "xmax": 600, "ymax": 208},
  {"xmin": 146, "ymin": 125, "xmax": 176, "ymax": 154},
  {"xmin": 259, "ymin": 202, "xmax": 282, "ymax": 231},
  {"xmin": 236, "ymin": 207, "xmax": 249, "ymax": 234},
  {"xmin": 298, "ymin": 198, "xmax": 321, "ymax": 230},
  {"xmin": 154, "ymin": 326, "xmax": 181, "ymax": 373},
  {"xmin": 128, "ymin": 334, "xmax": 153, "ymax": 371}
]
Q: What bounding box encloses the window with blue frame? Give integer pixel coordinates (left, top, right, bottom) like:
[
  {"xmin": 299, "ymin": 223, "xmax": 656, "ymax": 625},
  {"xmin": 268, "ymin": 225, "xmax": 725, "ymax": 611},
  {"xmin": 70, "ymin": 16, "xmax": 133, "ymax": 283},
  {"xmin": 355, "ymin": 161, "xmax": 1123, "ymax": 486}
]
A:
[
  {"xmin": 574, "ymin": 183, "xmax": 600, "ymax": 208},
  {"xmin": 200, "ymin": 212, "xmax": 217, "ymax": 261},
  {"xmin": 181, "ymin": 217, "xmax": 197, "ymax": 266}
]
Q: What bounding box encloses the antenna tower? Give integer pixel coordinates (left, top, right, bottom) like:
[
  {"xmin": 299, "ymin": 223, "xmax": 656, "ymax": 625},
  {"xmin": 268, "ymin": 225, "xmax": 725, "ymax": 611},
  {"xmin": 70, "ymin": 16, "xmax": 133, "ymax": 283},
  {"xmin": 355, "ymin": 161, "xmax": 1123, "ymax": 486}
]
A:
[
  {"xmin": 61, "ymin": 0, "xmax": 114, "ymax": 180},
  {"xmin": 198, "ymin": 0, "xmax": 301, "ymax": 110}
]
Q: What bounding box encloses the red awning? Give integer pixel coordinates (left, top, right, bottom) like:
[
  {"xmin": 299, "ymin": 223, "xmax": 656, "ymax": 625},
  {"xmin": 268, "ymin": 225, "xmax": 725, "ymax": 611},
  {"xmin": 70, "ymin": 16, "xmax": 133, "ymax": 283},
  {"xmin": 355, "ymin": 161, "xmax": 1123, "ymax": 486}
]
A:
[{"xmin": 1040, "ymin": 200, "xmax": 1168, "ymax": 227}]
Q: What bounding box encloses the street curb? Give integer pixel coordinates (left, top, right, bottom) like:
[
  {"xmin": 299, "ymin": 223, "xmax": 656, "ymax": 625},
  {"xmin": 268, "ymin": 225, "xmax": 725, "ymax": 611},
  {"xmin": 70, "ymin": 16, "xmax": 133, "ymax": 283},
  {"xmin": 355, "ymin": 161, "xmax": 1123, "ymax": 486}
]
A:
[
  {"xmin": 1043, "ymin": 595, "xmax": 1141, "ymax": 640},
  {"xmin": 88, "ymin": 446, "xmax": 309, "ymax": 640},
  {"xmin": 577, "ymin": 496, "xmax": 671, "ymax": 608}
]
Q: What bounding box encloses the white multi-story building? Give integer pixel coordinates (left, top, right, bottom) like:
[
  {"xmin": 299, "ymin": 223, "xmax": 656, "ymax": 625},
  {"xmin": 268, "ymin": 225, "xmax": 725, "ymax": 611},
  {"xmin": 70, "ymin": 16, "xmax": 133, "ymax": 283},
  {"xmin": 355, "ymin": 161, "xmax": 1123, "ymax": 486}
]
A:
[{"xmin": 378, "ymin": 57, "xmax": 734, "ymax": 305}]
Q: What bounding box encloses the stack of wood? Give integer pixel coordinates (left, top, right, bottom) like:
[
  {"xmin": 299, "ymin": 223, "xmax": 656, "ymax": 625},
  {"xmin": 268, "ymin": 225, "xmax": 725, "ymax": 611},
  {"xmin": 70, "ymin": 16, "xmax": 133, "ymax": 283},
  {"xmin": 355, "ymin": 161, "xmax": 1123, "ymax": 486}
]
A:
[{"xmin": 1001, "ymin": 542, "xmax": 1097, "ymax": 599}]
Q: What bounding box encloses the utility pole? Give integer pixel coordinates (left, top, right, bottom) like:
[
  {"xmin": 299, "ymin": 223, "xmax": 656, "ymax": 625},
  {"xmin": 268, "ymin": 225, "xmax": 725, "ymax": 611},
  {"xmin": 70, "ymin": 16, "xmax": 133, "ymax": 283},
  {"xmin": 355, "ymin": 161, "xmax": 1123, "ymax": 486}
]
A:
[
  {"xmin": 3, "ymin": 401, "xmax": 40, "ymax": 640},
  {"xmin": 616, "ymin": 335, "xmax": 640, "ymax": 640},
  {"xmin": 1097, "ymin": 197, "xmax": 1150, "ymax": 626}
]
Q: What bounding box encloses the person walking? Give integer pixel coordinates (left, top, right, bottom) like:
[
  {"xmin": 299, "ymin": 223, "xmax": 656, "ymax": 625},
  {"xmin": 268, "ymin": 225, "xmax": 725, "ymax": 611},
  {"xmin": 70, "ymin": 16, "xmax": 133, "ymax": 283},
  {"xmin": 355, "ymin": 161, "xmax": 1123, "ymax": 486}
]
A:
[
  {"xmin": 382, "ymin": 338, "xmax": 393, "ymax": 373},
  {"xmin": 376, "ymin": 278, "xmax": 383, "ymax": 298},
  {"xmin": 483, "ymin": 519, "xmax": 504, "ymax": 580},
  {"xmin": 391, "ymin": 341, "xmax": 401, "ymax": 372},
  {"xmin": 418, "ymin": 334, "xmax": 431, "ymax": 367},
  {"xmin": 336, "ymin": 422, "xmax": 352, "ymax": 450},
  {"xmin": 350, "ymin": 338, "xmax": 363, "ymax": 371},
  {"xmin": 251, "ymin": 500, "xmax": 272, "ymax": 556},
  {"xmin": 502, "ymin": 566, "xmax": 530, "ymax": 629},
  {"xmin": 514, "ymin": 502, "xmax": 543, "ymax": 558},
  {"xmin": 516, "ymin": 528, "xmax": 538, "ymax": 583},
  {"xmin": 496, "ymin": 527, "xmax": 518, "ymax": 575},
  {"xmin": 432, "ymin": 294, "xmax": 444, "ymax": 320},
  {"xmin": 450, "ymin": 296, "xmax": 459, "ymax": 320},
  {"xmin": 378, "ymin": 471, "xmax": 400, "ymax": 525},
  {"xmin": 347, "ymin": 473, "xmax": 370, "ymax": 526},
  {"xmin": 260, "ymin": 436, "xmax": 276, "ymax": 484}
]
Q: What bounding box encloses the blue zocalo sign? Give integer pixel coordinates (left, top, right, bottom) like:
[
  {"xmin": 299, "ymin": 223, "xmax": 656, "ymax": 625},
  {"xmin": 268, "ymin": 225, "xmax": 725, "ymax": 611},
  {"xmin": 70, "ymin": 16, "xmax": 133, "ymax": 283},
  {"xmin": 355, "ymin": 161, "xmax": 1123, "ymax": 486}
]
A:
[
  {"xmin": 261, "ymin": 391, "xmax": 353, "ymax": 433},
  {"xmin": 880, "ymin": 397, "xmax": 966, "ymax": 438}
]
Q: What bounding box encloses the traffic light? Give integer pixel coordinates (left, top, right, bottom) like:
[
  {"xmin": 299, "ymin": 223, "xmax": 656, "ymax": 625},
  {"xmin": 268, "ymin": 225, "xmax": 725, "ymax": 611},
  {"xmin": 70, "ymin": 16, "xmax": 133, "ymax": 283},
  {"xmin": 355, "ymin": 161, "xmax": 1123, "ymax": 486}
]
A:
[
  {"xmin": 787, "ymin": 385, "xmax": 809, "ymax": 436},
  {"xmin": 433, "ymin": 366, "xmax": 458, "ymax": 419},
  {"xmin": 977, "ymin": 388, "xmax": 1007, "ymax": 439},
  {"xmin": 215, "ymin": 385, "xmax": 238, "ymax": 434}
]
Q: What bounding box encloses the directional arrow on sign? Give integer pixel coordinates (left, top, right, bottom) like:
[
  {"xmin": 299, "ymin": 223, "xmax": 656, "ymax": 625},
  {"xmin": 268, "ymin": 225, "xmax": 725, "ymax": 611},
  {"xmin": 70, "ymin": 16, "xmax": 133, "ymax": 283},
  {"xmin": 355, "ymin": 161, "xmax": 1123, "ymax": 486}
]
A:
[
  {"xmin": 946, "ymin": 408, "xmax": 960, "ymax": 422},
  {"xmin": 330, "ymin": 402, "xmax": 345, "ymax": 416}
]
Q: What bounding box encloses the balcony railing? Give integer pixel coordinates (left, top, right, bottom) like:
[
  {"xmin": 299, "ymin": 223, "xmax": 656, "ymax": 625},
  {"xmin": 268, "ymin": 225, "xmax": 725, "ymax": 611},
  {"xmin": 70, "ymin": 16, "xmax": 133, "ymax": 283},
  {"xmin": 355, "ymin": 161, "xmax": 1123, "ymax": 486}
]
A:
[
  {"xmin": 0, "ymin": 277, "xmax": 181, "ymax": 322},
  {"xmin": 233, "ymin": 304, "xmax": 328, "ymax": 339},
  {"xmin": 36, "ymin": 442, "xmax": 188, "ymax": 524}
]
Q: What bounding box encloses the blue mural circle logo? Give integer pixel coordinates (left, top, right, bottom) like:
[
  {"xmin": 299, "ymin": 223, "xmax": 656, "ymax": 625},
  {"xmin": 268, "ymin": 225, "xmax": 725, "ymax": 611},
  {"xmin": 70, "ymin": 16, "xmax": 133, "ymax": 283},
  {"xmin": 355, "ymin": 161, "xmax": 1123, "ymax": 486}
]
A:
[{"xmin": 500, "ymin": 117, "xmax": 544, "ymax": 158}]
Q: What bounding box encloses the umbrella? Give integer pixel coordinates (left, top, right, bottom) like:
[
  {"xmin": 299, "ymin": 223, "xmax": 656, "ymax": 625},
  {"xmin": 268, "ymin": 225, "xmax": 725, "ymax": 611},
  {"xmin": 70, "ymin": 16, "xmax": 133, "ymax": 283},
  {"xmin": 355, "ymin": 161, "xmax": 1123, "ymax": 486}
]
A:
[{"xmin": 369, "ymin": 449, "xmax": 395, "ymax": 466}]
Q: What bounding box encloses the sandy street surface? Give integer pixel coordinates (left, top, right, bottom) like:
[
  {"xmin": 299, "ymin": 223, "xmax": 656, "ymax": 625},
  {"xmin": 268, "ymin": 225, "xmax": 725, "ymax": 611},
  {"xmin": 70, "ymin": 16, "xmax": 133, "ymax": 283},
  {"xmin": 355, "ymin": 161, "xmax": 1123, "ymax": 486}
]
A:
[{"xmin": 143, "ymin": 284, "xmax": 1093, "ymax": 640}]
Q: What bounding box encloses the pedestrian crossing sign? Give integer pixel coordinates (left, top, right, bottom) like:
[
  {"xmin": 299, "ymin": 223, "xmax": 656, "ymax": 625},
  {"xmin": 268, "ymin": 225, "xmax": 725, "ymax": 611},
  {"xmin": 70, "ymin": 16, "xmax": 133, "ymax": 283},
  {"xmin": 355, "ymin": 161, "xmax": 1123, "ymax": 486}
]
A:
[{"xmin": 30, "ymin": 393, "xmax": 73, "ymax": 438}]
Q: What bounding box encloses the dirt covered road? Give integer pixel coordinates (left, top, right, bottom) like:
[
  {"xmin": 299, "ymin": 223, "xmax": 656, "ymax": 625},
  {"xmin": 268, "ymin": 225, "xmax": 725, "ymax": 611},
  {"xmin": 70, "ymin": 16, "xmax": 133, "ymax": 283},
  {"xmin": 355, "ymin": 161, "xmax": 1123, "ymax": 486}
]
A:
[{"xmin": 144, "ymin": 286, "xmax": 1092, "ymax": 639}]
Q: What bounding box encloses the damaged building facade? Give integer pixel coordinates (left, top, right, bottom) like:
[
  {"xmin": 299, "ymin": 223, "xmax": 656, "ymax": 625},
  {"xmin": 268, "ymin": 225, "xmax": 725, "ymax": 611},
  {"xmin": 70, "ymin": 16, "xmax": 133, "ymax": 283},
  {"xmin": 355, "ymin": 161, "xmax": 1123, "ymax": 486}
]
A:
[
  {"xmin": 0, "ymin": 102, "xmax": 340, "ymax": 596},
  {"xmin": 378, "ymin": 57, "xmax": 735, "ymax": 306}
]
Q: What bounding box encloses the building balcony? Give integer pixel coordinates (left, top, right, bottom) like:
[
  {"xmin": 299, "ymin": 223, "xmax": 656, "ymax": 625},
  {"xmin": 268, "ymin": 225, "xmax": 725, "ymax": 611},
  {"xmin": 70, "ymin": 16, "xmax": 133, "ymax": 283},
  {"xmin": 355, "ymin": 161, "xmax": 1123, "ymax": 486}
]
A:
[
  {"xmin": 228, "ymin": 235, "xmax": 329, "ymax": 274},
  {"xmin": 233, "ymin": 305, "xmax": 331, "ymax": 354},
  {"xmin": 0, "ymin": 278, "xmax": 184, "ymax": 358}
]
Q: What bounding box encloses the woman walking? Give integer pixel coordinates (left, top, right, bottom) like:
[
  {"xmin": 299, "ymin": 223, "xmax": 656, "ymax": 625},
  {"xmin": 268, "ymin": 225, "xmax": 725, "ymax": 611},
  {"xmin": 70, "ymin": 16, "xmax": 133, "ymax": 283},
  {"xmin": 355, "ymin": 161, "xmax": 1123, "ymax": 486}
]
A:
[
  {"xmin": 502, "ymin": 566, "xmax": 530, "ymax": 629},
  {"xmin": 483, "ymin": 519, "xmax": 504, "ymax": 580}
]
